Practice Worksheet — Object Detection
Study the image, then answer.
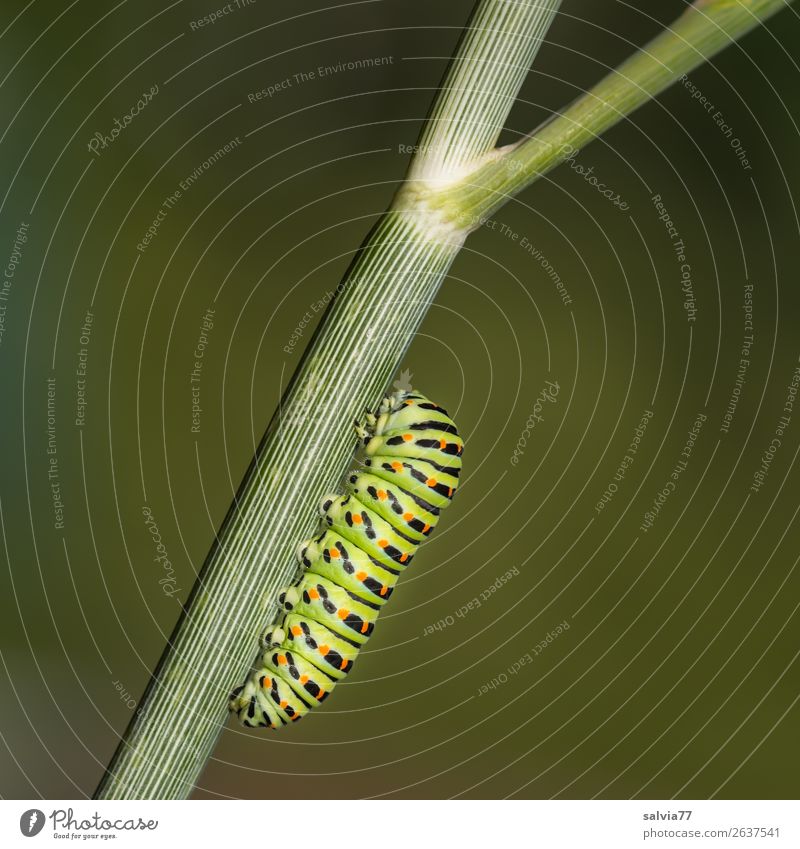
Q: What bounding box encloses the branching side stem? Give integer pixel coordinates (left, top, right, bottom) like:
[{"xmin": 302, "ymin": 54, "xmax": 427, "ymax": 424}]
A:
[{"xmin": 432, "ymin": 0, "xmax": 792, "ymax": 227}]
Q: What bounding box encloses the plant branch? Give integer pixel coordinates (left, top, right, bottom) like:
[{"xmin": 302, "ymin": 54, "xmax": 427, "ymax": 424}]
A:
[
  {"xmin": 94, "ymin": 0, "xmax": 561, "ymax": 800},
  {"xmin": 430, "ymin": 0, "xmax": 793, "ymax": 227}
]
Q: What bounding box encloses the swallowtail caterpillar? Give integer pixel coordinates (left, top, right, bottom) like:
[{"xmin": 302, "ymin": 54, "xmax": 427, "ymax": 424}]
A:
[{"xmin": 229, "ymin": 390, "xmax": 462, "ymax": 729}]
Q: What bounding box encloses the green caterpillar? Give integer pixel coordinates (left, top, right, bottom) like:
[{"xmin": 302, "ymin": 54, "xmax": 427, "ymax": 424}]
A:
[{"xmin": 229, "ymin": 390, "xmax": 463, "ymax": 729}]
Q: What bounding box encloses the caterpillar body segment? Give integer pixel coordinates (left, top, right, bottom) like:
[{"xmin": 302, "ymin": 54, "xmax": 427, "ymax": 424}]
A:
[
  {"xmin": 364, "ymin": 427, "xmax": 464, "ymax": 468},
  {"xmin": 230, "ymin": 391, "xmax": 462, "ymax": 729},
  {"xmin": 320, "ymin": 493, "xmax": 417, "ymax": 569},
  {"xmin": 363, "ymin": 456, "xmax": 460, "ymax": 509},
  {"xmin": 286, "ymin": 574, "xmax": 378, "ymax": 643},
  {"xmin": 347, "ymin": 471, "xmax": 441, "ymax": 542},
  {"xmin": 299, "ymin": 530, "xmax": 400, "ymax": 604}
]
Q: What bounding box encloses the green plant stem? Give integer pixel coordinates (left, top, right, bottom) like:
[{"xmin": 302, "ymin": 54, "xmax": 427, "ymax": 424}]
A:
[
  {"xmin": 94, "ymin": 0, "xmax": 561, "ymax": 800},
  {"xmin": 409, "ymin": 0, "xmax": 563, "ymax": 183},
  {"xmin": 433, "ymin": 0, "xmax": 792, "ymax": 227}
]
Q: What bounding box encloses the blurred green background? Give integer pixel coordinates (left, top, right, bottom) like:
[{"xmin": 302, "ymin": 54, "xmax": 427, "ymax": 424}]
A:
[{"xmin": 1, "ymin": 0, "xmax": 799, "ymax": 800}]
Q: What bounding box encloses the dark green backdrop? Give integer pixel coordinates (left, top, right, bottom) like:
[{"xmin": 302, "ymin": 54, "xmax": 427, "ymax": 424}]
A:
[{"xmin": 1, "ymin": 0, "xmax": 799, "ymax": 799}]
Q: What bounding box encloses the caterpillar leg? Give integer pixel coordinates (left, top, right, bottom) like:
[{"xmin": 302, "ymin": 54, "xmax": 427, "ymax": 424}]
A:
[
  {"xmin": 256, "ymin": 583, "xmax": 297, "ymax": 647},
  {"xmin": 357, "ymin": 391, "xmax": 432, "ymax": 445},
  {"xmin": 231, "ymin": 673, "xmax": 301, "ymax": 729},
  {"xmin": 297, "ymin": 534, "xmax": 326, "ymax": 568},
  {"xmin": 228, "ymin": 684, "xmax": 244, "ymax": 708},
  {"xmin": 362, "ymin": 390, "xmax": 420, "ymax": 446},
  {"xmin": 261, "ymin": 626, "xmax": 286, "ymax": 649},
  {"xmin": 278, "ymin": 586, "xmax": 300, "ymax": 612},
  {"xmin": 297, "ymin": 535, "xmax": 319, "ymax": 568},
  {"xmin": 229, "ymin": 679, "xmax": 272, "ymax": 727},
  {"xmin": 318, "ymin": 492, "xmax": 339, "ymax": 515},
  {"xmin": 354, "ymin": 407, "xmax": 378, "ymax": 442}
]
